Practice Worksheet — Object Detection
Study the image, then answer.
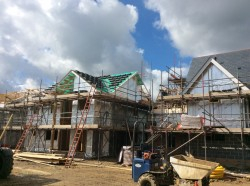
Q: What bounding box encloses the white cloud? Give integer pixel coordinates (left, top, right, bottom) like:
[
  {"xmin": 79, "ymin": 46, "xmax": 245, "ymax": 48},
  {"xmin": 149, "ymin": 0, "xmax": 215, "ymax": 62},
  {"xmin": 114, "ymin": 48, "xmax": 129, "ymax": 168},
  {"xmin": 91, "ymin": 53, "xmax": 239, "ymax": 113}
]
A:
[
  {"xmin": 136, "ymin": 48, "xmax": 144, "ymax": 55},
  {"xmin": 0, "ymin": 0, "xmax": 143, "ymax": 93},
  {"xmin": 144, "ymin": 64, "xmax": 189, "ymax": 100},
  {"xmin": 145, "ymin": 0, "xmax": 250, "ymax": 57},
  {"xmin": 17, "ymin": 78, "xmax": 40, "ymax": 90}
]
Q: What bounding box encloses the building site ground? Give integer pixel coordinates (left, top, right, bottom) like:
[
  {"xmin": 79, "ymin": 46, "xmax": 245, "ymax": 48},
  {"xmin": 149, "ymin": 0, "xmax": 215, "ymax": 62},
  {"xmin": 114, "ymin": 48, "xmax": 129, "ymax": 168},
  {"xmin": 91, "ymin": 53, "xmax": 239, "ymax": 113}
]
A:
[{"xmin": 1, "ymin": 159, "xmax": 250, "ymax": 186}]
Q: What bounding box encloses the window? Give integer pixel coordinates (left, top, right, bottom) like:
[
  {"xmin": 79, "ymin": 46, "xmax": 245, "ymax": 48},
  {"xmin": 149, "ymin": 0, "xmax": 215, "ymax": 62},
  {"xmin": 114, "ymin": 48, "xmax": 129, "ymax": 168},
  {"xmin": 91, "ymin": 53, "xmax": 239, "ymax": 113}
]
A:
[
  {"xmin": 46, "ymin": 130, "xmax": 58, "ymax": 140},
  {"xmin": 33, "ymin": 106, "xmax": 39, "ymax": 114},
  {"xmin": 78, "ymin": 99, "xmax": 86, "ymax": 110}
]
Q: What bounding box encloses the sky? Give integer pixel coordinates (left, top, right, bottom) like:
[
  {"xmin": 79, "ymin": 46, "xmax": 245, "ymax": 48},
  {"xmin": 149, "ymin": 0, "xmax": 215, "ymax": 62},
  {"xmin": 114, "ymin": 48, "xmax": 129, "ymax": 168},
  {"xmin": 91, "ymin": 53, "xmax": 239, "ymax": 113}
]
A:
[{"xmin": 1, "ymin": 0, "xmax": 250, "ymax": 97}]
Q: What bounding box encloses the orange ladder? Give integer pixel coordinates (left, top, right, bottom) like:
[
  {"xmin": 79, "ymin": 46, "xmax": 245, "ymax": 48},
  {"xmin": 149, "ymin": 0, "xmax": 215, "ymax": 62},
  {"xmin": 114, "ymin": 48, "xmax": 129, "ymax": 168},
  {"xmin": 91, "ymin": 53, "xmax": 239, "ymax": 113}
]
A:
[
  {"xmin": 65, "ymin": 85, "xmax": 96, "ymax": 167},
  {"xmin": 14, "ymin": 114, "xmax": 37, "ymax": 154}
]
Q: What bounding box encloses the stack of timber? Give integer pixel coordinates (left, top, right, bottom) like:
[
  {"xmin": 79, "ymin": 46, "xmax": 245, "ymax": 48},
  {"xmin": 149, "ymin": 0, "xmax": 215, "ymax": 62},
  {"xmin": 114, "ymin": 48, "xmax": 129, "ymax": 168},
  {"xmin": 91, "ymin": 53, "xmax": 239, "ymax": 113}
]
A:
[{"xmin": 14, "ymin": 152, "xmax": 66, "ymax": 165}]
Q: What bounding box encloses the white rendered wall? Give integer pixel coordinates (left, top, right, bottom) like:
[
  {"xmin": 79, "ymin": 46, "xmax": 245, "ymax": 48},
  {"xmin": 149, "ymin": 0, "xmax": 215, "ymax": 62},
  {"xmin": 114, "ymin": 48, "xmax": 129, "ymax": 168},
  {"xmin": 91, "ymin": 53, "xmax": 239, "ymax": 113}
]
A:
[{"xmin": 190, "ymin": 64, "xmax": 239, "ymax": 94}]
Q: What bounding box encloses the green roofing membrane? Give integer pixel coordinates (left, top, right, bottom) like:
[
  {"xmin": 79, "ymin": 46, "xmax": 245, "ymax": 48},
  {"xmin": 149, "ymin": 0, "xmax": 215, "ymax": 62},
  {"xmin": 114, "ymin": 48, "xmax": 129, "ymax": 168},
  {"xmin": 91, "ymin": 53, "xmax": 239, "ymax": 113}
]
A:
[
  {"xmin": 98, "ymin": 71, "xmax": 137, "ymax": 93},
  {"xmin": 56, "ymin": 72, "xmax": 75, "ymax": 94},
  {"xmin": 135, "ymin": 74, "xmax": 144, "ymax": 85},
  {"xmin": 57, "ymin": 70, "xmax": 144, "ymax": 94}
]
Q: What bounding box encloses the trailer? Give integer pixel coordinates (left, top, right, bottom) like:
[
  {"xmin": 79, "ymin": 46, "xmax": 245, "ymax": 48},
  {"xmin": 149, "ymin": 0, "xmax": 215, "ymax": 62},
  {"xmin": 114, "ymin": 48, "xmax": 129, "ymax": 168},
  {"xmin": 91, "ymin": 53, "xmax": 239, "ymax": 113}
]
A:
[{"xmin": 170, "ymin": 155, "xmax": 219, "ymax": 185}]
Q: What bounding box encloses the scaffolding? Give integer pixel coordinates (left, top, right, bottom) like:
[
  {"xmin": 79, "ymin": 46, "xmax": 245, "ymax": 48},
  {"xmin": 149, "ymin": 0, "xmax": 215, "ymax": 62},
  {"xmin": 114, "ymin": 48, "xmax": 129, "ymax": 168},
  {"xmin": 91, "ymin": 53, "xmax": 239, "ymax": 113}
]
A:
[
  {"xmin": 2, "ymin": 64, "xmax": 250, "ymax": 168},
  {"xmin": 0, "ymin": 71, "xmax": 151, "ymax": 161},
  {"xmin": 152, "ymin": 66, "xmax": 250, "ymax": 168}
]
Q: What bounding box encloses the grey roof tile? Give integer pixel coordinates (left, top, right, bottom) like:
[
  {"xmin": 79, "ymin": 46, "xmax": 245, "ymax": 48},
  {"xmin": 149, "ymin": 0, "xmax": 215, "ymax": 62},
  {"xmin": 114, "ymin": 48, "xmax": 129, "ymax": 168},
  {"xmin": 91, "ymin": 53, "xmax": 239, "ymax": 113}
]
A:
[{"xmin": 186, "ymin": 49, "xmax": 250, "ymax": 89}]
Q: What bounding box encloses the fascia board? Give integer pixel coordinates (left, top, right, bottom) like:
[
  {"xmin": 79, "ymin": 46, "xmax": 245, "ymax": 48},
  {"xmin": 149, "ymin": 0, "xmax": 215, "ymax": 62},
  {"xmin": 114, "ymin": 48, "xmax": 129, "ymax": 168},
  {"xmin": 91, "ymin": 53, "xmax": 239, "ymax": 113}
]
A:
[
  {"xmin": 183, "ymin": 58, "xmax": 213, "ymax": 94},
  {"xmin": 183, "ymin": 58, "xmax": 249, "ymax": 94},
  {"xmin": 211, "ymin": 59, "xmax": 249, "ymax": 91}
]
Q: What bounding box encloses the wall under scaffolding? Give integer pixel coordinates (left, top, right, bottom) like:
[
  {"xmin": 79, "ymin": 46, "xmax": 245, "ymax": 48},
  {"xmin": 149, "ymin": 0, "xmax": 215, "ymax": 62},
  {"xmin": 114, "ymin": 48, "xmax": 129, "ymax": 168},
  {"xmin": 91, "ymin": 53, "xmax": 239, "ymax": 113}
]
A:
[
  {"xmin": 152, "ymin": 66, "xmax": 250, "ymax": 169},
  {"xmin": 0, "ymin": 74, "xmax": 151, "ymax": 159}
]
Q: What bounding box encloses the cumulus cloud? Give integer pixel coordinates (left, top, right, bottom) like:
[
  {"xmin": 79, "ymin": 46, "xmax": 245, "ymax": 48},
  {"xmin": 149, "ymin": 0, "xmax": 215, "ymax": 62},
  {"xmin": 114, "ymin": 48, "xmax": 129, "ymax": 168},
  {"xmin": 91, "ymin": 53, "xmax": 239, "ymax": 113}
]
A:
[
  {"xmin": 17, "ymin": 78, "xmax": 40, "ymax": 90},
  {"xmin": 144, "ymin": 69, "xmax": 168, "ymax": 99},
  {"xmin": 145, "ymin": 0, "xmax": 250, "ymax": 57},
  {"xmin": 0, "ymin": 0, "xmax": 143, "ymax": 93}
]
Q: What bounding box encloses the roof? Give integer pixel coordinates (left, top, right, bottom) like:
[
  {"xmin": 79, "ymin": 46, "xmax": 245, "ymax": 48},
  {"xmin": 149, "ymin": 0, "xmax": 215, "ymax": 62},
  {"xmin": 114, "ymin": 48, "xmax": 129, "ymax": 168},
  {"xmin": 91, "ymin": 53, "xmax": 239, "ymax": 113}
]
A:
[
  {"xmin": 56, "ymin": 71, "xmax": 75, "ymax": 94},
  {"xmin": 98, "ymin": 71, "xmax": 137, "ymax": 93},
  {"xmin": 73, "ymin": 70, "xmax": 105, "ymax": 90},
  {"xmin": 0, "ymin": 92, "xmax": 26, "ymax": 102},
  {"xmin": 73, "ymin": 70, "xmax": 141, "ymax": 93},
  {"xmin": 186, "ymin": 49, "xmax": 250, "ymax": 89}
]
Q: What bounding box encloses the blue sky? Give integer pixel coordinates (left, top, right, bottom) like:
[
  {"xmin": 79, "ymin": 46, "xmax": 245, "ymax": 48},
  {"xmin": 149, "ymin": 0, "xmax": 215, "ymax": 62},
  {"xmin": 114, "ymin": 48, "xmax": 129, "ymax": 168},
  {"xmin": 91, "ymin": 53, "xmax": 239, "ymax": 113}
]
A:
[
  {"xmin": 1, "ymin": 0, "xmax": 250, "ymax": 94},
  {"xmin": 121, "ymin": 0, "xmax": 192, "ymax": 70}
]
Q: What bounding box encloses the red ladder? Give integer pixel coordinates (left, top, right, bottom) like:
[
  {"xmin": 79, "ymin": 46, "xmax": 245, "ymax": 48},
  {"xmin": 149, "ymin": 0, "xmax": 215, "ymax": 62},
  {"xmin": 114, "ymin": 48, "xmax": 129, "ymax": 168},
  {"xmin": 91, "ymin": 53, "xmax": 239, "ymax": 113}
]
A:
[
  {"xmin": 14, "ymin": 114, "xmax": 37, "ymax": 154},
  {"xmin": 65, "ymin": 85, "xmax": 96, "ymax": 167}
]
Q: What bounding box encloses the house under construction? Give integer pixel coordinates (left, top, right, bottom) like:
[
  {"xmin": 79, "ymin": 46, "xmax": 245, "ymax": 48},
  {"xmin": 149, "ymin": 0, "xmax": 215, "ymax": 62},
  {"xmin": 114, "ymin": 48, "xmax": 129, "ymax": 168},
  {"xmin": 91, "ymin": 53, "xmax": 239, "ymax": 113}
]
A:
[
  {"xmin": 0, "ymin": 70, "xmax": 151, "ymax": 160},
  {"xmin": 1, "ymin": 49, "xmax": 250, "ymax": 169},
  {"xmin": 153, "ymin": 49, "xmax": 250, "ymax": 169}
]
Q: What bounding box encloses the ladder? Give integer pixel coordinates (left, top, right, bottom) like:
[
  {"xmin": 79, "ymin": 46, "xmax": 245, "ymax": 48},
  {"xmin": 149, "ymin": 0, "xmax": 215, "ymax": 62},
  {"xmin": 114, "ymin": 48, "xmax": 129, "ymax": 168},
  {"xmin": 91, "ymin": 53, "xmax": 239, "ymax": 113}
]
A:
[
  {"xmin": 14, "ymin": 114, "xmax": 37, "ymax": 154},
  {"xmin": 65, "ymin": 85, "xmax": 96, "ymax": 167}
]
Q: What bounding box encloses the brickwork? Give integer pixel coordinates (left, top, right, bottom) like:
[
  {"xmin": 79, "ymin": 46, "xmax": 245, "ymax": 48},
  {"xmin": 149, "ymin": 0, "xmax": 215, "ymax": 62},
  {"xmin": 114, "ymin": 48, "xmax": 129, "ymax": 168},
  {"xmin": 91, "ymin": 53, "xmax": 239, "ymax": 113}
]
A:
[{"xmin": 188, "ymin": 133, "xmax": 250, "ymax": 168}]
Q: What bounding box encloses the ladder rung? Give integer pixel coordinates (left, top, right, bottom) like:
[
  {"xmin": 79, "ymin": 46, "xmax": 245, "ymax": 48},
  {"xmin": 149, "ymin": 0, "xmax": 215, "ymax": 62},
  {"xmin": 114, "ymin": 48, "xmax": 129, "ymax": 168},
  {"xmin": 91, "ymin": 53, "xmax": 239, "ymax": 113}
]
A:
[
  {"xmin": 73, "ymin": 140, "xmax": 78, "ymax": 144},
  {"xmin": 65, "ymin": 87, "xmax": 96, "ymax": 167},
  {"xmin": 72, "ymin": 143, "xmax": 78, "ymax": 147},
  {"xmin": 15, "ymin": 114, "xmax": 37, "ymax": 153}
]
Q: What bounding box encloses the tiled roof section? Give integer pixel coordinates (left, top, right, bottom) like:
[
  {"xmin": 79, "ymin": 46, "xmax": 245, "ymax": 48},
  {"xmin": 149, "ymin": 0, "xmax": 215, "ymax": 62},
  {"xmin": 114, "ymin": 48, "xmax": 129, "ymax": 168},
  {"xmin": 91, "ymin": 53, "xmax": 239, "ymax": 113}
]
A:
[
  {"xmin": 186, "ymin": 49, "xmax": 250, "ymax": 88},
  {"xmin": 74, "ymin": 70, "xmax": 136, "ymax": 93},
  {"xmin": 73, "ymin": 70, "xmax": 106, "ymax": 90},
  {"xmin": 98, "ymin": 72, "xmax": 135, "ymax": 93}
]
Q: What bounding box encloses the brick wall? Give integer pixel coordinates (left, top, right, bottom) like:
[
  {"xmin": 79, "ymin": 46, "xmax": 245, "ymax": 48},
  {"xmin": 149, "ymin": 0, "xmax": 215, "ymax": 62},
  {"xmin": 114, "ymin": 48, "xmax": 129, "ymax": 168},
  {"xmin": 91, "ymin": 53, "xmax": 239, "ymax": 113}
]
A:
[{"xmin": 189, "ymin": 133, "xmax": 250, "ymax": 168}]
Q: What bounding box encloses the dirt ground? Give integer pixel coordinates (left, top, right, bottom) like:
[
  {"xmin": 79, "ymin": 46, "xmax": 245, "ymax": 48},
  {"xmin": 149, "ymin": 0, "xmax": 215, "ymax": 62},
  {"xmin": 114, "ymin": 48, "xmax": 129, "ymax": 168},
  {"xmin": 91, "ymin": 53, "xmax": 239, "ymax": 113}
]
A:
[{"xmin": 1, "ymin": 159, "xmax": 250, "ymax": 186}]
